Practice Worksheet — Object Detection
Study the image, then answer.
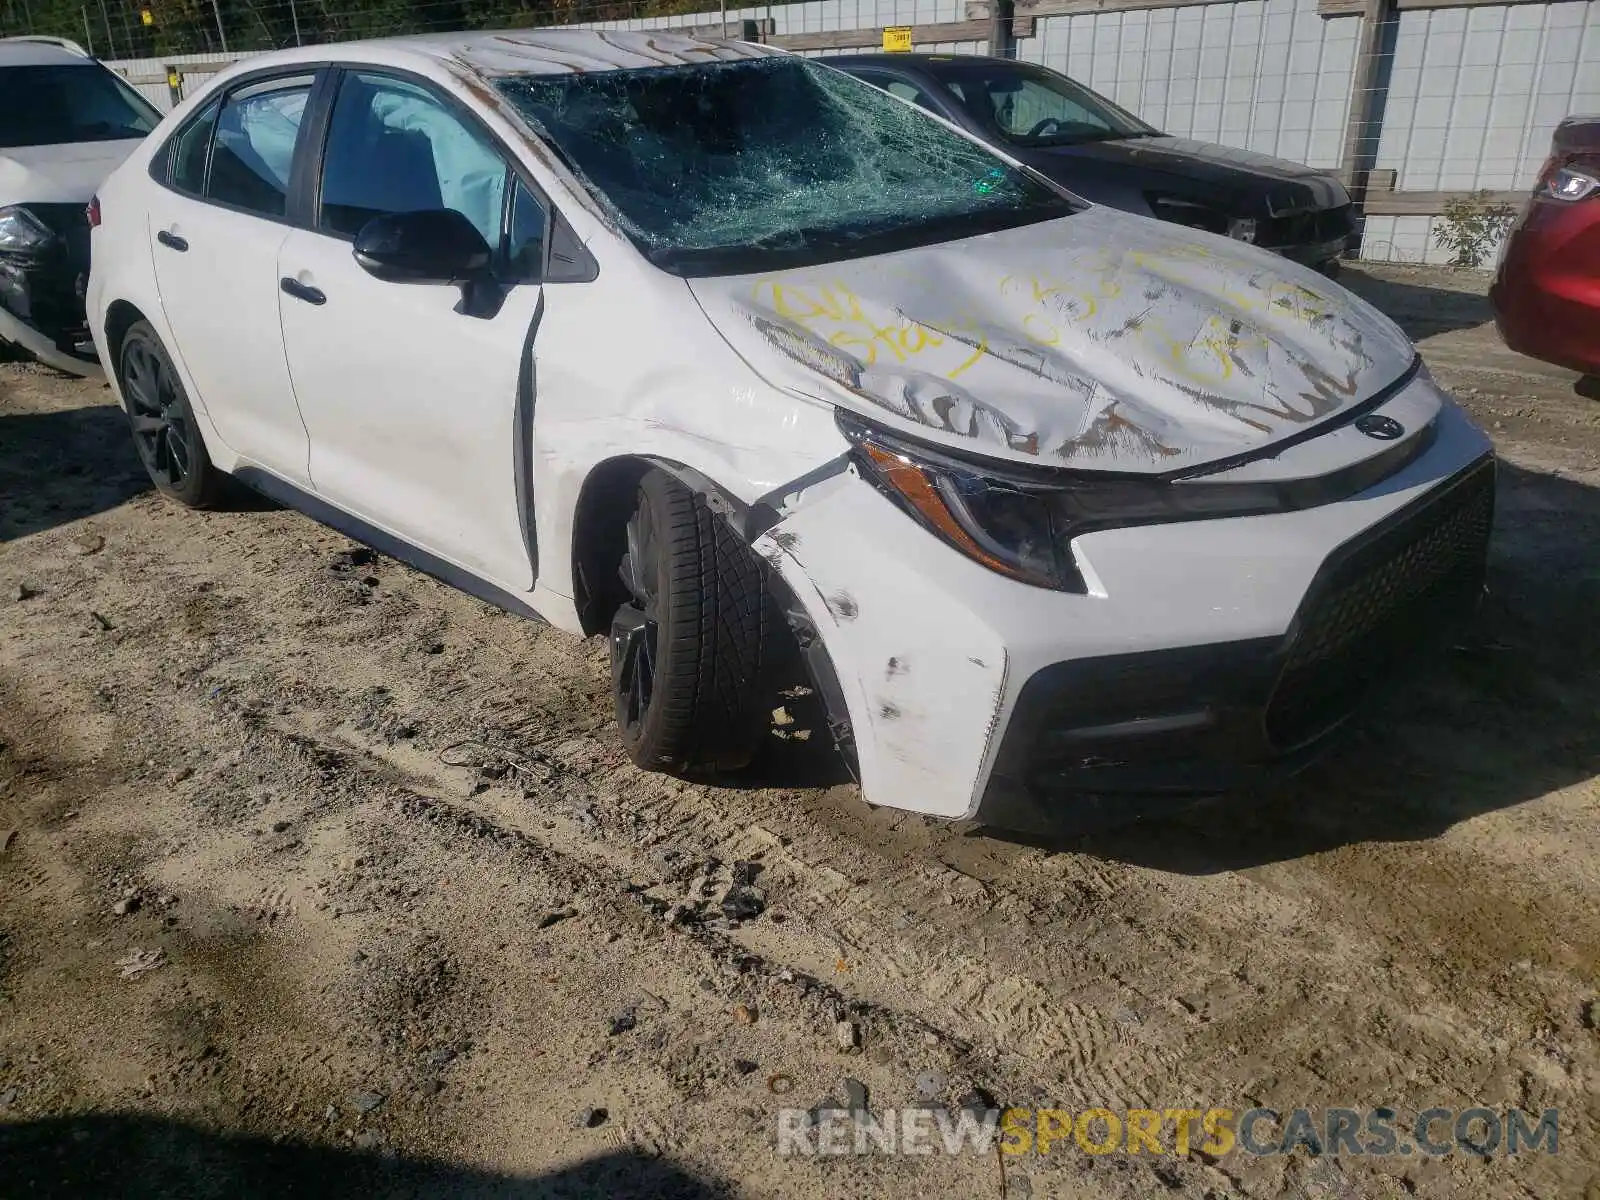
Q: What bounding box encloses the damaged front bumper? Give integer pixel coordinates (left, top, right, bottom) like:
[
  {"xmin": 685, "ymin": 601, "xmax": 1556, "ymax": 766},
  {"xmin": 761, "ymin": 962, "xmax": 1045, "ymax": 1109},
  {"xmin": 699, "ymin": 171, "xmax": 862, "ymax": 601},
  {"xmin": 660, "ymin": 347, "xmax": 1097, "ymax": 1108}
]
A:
[
  {"xmin": 0, "ymin": 203, "xmax": 102, "ymax": 378},
  {"xmin": 753, "ymin": 395, "xmax": 1493, "ymax": 835},
  {"xmin": 1258, "ymin": 203, "xmax": 1355, "ymax": 268}
]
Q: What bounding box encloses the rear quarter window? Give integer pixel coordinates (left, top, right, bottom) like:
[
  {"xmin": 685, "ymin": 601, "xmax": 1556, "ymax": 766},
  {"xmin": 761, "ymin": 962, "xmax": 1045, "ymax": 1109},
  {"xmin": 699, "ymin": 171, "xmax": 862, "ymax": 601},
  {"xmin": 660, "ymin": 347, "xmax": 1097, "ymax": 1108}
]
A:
[{"xmin": 167, "ymin": 99, "xmax": 220, "ymax": 195}]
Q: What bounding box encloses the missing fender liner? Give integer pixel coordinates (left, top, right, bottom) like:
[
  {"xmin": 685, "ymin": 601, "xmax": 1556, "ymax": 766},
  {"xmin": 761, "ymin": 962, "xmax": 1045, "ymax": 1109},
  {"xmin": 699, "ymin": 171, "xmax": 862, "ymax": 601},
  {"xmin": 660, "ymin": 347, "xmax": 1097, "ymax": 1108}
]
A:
[{"xmin": 760, "ymin": 567, "xmax": 859, "ymax": 780}]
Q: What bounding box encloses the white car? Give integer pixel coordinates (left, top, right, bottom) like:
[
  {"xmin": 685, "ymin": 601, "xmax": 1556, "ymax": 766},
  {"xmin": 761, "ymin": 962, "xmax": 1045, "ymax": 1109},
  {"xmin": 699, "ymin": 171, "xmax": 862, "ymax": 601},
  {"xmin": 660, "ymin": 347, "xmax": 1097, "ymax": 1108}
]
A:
[
  {"xmin": 87, "ymin": 31, "xmax": 1495, "ymax": 832},
  {"xmin": 0, "ymin": 35, "xmax": 160, "ymax": 376}
]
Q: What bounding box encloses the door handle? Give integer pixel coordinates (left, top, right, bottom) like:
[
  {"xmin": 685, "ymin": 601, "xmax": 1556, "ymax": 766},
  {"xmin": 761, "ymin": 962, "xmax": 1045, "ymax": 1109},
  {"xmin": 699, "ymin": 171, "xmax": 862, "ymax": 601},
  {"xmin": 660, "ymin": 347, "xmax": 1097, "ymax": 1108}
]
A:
[
  {"xmin": 156, "ymin": 229, "xmax": 188, "ymax": 252},
  {"xmin": 280, "ymin": 277, "xmax": 326, "ymax": 306}
]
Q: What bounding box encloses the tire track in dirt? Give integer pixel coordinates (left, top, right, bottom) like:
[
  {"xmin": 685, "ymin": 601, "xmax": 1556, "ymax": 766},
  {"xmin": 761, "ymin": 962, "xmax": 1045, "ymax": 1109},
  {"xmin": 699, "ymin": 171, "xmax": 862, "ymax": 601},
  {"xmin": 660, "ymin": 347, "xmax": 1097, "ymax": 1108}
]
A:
[
  {"xmin": 126, "ymin": 510, "xmax": 1600, "ymax": 1172},
  {"xmin": 6, "ymin": 350, "xmax": 1600, "ymax": 1198}
]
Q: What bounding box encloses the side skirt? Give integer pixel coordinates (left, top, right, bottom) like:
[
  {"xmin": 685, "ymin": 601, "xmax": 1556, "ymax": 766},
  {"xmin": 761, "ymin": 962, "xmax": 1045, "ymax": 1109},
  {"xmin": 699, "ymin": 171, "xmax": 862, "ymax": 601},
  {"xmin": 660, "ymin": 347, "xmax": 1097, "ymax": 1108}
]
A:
[{"xmin": 231, "ymin": 466, "xmax": 548, "ymax": 626}]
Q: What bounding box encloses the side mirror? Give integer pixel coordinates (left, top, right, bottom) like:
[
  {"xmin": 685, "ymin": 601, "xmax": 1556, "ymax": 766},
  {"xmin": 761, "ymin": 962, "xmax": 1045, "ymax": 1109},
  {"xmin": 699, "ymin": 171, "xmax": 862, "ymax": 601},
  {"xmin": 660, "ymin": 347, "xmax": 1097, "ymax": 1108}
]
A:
[
  {"xmin": 352, "ymin": 208, "xmax": 504, "ymax": 318},
  {"xmin": 352, "ymin": 208, "xmax": 492, "ymax": 285}
]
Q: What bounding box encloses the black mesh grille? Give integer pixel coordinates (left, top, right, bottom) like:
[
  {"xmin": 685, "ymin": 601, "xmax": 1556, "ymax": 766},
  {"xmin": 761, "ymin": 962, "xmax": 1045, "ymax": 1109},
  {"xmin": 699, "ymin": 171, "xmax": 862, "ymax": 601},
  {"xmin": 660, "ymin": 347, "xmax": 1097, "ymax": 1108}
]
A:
[{"xmin": 1265, "ymin": 460, "xmax": 1495, "ymax": 748}]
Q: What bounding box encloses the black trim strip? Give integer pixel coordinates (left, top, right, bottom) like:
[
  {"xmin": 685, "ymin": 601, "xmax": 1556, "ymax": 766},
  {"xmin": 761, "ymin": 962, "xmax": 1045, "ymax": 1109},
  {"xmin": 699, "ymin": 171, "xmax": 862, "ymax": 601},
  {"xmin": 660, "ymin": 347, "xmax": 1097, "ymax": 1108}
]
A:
[
  {"xmin": 512, "ymin": 291, "xmax": 543, "ymax": 578},
  {"xmin": 1170, "ymin": 355, "xmax": 1423, "ymax": 481}
]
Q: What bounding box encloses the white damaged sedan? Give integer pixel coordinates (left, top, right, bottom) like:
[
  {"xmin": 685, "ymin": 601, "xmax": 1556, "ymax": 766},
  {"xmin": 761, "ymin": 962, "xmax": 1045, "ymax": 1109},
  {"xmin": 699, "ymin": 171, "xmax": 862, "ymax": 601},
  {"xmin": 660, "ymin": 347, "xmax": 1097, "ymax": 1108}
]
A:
[{"xmin": 87, "ymin": 30, "xmax": 1495, "ymax": 831}]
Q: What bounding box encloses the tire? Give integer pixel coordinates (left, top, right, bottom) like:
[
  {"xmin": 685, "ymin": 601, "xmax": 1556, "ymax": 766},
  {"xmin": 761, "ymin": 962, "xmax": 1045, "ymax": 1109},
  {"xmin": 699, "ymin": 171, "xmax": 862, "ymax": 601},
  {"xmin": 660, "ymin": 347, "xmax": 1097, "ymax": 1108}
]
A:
[
  {"xmin": 118, "ymin": 320, "xmax": 224, "ymax": 508},
  {"xmin": 610, "ymin": 468, "xmax": 771, "ymax": 775}
]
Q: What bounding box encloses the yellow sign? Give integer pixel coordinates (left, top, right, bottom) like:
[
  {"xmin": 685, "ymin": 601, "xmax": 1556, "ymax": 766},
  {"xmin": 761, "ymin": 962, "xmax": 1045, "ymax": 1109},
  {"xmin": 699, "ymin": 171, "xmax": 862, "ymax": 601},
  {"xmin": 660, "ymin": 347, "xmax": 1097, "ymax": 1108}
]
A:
[
  {"xmin": 140, "ymin": 8, "xmax": 153, "ymax": 23},
  {"xmin": 882, "ymin": 25, "xmax": 912, "ymax": 51},
  {"xmin": 167, "ymin": 71, "xmax": 181, "ymax": 90}
]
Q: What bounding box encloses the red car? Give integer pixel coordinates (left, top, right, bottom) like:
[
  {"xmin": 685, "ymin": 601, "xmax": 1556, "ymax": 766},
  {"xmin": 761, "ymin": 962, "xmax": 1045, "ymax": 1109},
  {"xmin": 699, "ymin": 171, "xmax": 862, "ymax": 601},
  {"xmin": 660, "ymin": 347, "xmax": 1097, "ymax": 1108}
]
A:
[{"xmin": 1492, "ymin": 115, "xmax": 1600, "ymax": 377}]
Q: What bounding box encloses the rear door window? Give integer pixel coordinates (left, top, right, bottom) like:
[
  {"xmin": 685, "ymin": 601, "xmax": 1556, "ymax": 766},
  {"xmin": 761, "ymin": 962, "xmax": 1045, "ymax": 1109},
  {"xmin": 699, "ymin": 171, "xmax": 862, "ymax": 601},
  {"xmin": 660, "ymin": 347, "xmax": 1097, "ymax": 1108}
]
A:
[{"xmin": 206, "ymin": 75, "xmax": 315, "ymax": 218}]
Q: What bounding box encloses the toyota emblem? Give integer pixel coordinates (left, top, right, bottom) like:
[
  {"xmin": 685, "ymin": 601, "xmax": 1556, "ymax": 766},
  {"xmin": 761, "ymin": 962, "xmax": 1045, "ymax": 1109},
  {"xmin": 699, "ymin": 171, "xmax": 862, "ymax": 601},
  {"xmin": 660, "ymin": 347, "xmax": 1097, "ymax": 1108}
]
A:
[{"xmin": 1355, "ymin": 414, "xmax": 1405, "ymax": 441}]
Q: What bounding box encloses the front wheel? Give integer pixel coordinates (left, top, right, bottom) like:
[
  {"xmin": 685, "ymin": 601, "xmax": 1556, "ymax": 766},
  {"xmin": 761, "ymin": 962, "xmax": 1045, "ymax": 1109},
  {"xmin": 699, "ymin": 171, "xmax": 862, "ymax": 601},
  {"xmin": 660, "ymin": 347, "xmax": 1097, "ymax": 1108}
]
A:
[
  {"xmin": 118, "ymin": 320, "xmax": 224, "ymax": 508},
  {"xmin": 610, "ymin": 468, "xmax": 771, "ymax": 775}
]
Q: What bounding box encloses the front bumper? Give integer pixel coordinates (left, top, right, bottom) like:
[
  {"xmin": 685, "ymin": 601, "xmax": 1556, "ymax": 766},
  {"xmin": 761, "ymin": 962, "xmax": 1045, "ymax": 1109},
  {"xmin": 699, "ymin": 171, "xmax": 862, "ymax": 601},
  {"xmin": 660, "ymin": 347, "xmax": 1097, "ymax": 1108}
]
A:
[
  {"xmin": 1262, "ymin": 204, "xmax": 1355, "ymax": 266},
  {"xmin": 0, "ymin": 203, "xmax": 101, "ymax": 378},
  {"xmin": 980, "ymin": 454, "xmax": 1492, "ymax": 832},
  {"xmin": 754, "ymin": 386, "xmax": 1494, "ymax": 831}
]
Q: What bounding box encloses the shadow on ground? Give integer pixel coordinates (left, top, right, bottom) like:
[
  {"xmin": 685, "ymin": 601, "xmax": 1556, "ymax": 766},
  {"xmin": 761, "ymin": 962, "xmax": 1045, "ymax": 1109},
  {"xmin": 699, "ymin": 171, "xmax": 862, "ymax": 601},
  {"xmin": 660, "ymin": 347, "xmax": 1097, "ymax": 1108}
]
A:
[
  {"xmin": 977, "ymin": 461, "xmax": 1600, "ymax": 872},
  {"xmin": 0, "ymin": 405, "xmax": 151, "ymax": 542},
  {"xmin": 1338, "ymin": 266, "xmax": 1494, "ymax": 341},
  {"xmin": 0, "ymin": 1112, "xmax": 730, "ymax": 1199},
  {"xmin": 0, "ymin": 402, "xmax": 283, "ymax": 543}
]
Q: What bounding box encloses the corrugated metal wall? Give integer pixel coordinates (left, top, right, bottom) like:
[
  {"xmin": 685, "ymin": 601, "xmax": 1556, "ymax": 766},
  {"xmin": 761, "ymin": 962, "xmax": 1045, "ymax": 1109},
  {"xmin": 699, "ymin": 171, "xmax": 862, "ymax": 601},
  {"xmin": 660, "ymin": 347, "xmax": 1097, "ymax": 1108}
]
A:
[
  {"xmin": 1374, "ymin": 0, "xmax": 1600, "ymax": 193},
  {"xmin": 1355, "ymin": 0, "xmax": 1599, "ymax": 263},
  {"xmin": 1356, "ymin": 213, "xmax": 1507, "ymax": 265},
  {"xmin": 1014, "ymin": 0, "xmax": 1360, "ymax": 169}
]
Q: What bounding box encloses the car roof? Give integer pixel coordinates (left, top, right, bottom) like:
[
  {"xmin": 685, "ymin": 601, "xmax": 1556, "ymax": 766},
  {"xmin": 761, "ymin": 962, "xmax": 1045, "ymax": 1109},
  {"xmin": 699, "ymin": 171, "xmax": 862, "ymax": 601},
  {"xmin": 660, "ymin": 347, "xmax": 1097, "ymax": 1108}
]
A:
[
  {"xmin": 212, "ymin": 28, "xmax": 783, "ymax": 82},
  {"xmin": 0, "ymin": 35, "xmax": 97, "ymax": 66}
]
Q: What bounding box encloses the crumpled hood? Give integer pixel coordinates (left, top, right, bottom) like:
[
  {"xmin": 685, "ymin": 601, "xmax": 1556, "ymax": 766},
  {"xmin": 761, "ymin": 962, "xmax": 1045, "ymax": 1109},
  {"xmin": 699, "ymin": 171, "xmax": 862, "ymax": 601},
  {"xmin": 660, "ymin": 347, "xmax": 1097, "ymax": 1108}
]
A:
[
  {"xmin": 0, "ymin": 140, "xmax": 144, "ymax": 205},
  {"xmin": 689, "ymin": 205, "xmax": 1416, "ymax": 474}
]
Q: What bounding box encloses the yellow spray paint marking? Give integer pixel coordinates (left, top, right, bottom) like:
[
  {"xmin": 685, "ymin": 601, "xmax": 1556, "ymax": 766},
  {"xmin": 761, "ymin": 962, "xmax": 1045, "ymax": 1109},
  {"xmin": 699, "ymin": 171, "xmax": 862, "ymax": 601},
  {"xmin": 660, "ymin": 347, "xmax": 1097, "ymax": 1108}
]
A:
[
  {"xmin": 1110, "ymin": 311, "xmax": 1266, "ymax": 389},
  {"xmin": 753, "ymin": 278, "xmax": 989, "ymax": 377},
  {"xmin": 1263, "ymin": 281, "xmax": 1334, "ymax": 328},
  {"xmin": 998, "ymin": 274, "xmax": 1108, "ymax": 348}
]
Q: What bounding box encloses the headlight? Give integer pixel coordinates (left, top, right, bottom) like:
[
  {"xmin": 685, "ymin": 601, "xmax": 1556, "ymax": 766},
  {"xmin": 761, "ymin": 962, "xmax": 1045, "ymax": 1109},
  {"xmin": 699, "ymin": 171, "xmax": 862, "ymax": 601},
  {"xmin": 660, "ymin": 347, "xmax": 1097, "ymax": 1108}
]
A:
[
  {"xmin": 1538, "ymin": 165, "xmax": 1599, "ymax": 202},
  {"xmin": 840, "ymin": 412, "xmax": 1293, "ymax": 593},
  {"xmin": 0, "ymin": 206, "xmax": 55, "ymax": 255}
]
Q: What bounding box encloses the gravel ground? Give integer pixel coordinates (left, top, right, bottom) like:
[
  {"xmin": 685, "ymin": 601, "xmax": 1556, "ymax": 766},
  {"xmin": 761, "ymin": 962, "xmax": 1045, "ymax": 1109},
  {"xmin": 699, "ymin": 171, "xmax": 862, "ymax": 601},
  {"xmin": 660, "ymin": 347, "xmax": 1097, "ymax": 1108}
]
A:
[{"xmin": 1, "ymin": 263, "xmax": 1598, "ymax": 1200}]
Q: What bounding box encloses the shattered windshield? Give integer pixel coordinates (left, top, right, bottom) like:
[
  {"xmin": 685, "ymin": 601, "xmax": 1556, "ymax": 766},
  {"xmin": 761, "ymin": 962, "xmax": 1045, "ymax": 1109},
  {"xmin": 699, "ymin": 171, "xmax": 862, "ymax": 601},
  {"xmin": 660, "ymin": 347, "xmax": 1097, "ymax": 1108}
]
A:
[{"xmin": 491, "ymin": 56, "xmax": 1080, "ymax": 275}]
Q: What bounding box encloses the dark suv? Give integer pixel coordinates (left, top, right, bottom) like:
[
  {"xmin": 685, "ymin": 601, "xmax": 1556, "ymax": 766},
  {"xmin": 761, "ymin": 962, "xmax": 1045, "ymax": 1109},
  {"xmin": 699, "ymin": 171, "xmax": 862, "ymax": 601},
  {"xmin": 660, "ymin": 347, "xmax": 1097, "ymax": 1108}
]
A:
[{"xmin": 829, "ymin": 53, "xmax": 1353, "ymax": 274}]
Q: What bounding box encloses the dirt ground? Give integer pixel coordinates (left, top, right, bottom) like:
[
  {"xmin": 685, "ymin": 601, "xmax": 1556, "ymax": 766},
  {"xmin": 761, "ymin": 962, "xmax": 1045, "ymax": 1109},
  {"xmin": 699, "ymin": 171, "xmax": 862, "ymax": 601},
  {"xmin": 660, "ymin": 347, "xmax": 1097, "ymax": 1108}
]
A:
[{"xmin": 2, "ymin": 263, "xmax": 1598, "ymax": 1200}]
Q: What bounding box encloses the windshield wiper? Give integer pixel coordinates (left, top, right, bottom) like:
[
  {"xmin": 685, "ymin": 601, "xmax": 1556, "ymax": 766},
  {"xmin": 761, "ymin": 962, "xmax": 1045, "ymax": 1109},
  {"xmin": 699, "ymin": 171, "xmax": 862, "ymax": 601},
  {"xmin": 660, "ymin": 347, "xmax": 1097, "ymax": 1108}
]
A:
[{"xmin": 743, "ymin": 226, "xmax": 856, "ymax": 252}]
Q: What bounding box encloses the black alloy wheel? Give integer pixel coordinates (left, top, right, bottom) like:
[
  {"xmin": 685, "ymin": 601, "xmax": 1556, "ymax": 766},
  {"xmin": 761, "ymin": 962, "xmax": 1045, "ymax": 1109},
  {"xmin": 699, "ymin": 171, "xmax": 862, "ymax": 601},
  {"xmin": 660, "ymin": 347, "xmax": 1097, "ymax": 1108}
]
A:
[
  {"xmin": 118, "ymin": 321, "xmax": 222, "ymax": 507},
  {"xmin": 612, "ymin": 491, "xmax": 662, "ymax": 744}
]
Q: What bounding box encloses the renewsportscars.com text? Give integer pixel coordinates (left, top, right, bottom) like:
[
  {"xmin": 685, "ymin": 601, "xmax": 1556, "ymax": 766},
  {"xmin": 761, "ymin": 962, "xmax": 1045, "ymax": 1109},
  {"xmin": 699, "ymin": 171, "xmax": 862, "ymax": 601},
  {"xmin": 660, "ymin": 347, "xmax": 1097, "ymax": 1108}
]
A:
[{"xmin": 777, "ymin": 1105, "xmax": 1560, "ymax": 1158}]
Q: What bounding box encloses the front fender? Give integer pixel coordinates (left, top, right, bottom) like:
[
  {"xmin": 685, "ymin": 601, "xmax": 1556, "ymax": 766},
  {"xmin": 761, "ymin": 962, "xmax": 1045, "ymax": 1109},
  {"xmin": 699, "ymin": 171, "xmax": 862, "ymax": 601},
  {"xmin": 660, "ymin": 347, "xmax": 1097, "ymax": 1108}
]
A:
[{"xmin": 528, "ymin": 261, "xmax": 847, "ymax": 618}]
